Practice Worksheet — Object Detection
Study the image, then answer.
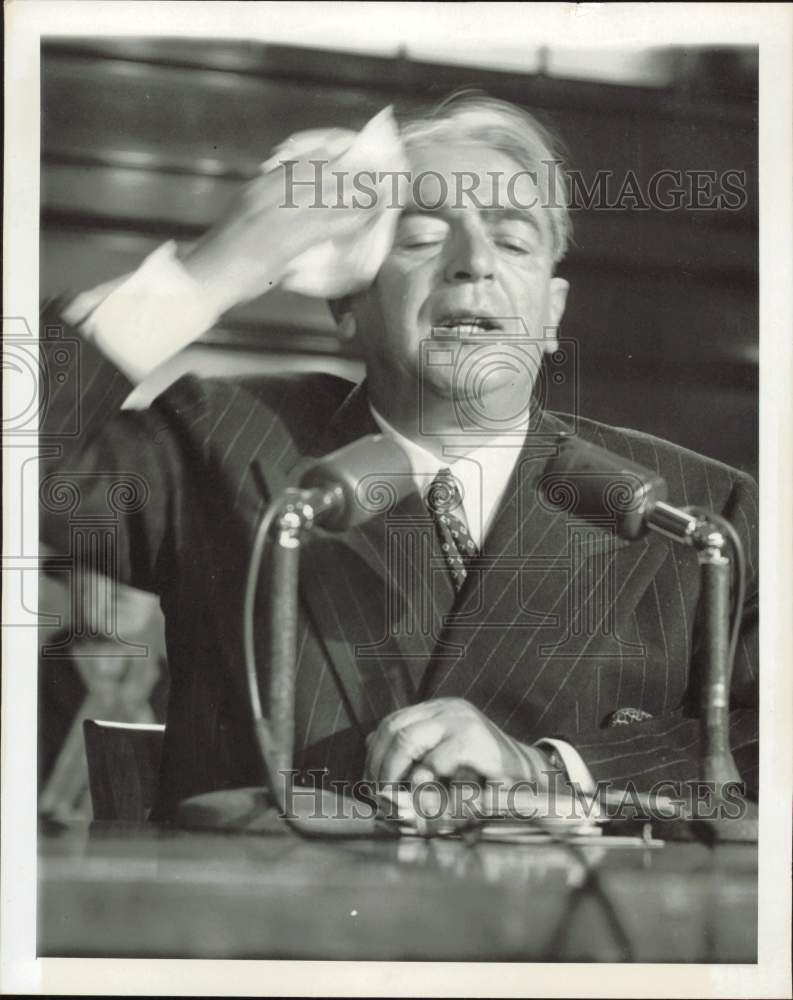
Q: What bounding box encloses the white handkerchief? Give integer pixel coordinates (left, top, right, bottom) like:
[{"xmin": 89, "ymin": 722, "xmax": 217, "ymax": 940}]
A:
[{"xmin": 263, "ymin": 106, "xmax": 407, "ymax": 299}]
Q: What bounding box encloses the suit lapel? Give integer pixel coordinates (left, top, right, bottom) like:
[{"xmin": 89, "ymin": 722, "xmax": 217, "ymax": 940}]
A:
[
  {"xmin": 419, "ymin": 414, "xmax": 566, "ymax": 700},
  {"xmin": 234, "ymin": 380, "xmax": 663, "ymax": 745},
  {"xmin": 420, "ymin": 410, "xmax": 643, "ymax": 726}
]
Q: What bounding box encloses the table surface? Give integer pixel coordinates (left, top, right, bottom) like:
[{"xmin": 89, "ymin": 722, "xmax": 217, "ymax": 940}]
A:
[{"xmin": 38, "ymin": 821, "xmax": 757, "ymax": 962}]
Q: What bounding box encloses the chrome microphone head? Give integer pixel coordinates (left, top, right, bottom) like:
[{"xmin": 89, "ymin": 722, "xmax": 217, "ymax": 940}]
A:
[
  {"xmin": 540, "ymin": 435, "xmax": 668, "ymax": 541},
  {"xmin": 299, "ymin": 434, "xmax": 414, "ymax": 531}
]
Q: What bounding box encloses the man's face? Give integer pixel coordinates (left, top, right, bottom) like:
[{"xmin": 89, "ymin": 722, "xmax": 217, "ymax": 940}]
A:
[{"xmin": 351, "ymin": 142, "xmax": 569, "ymax": 408}]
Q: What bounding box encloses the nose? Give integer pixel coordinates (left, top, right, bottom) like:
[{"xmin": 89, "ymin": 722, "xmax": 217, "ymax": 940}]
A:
[{"xmin": 443, "ymin": 223, "xmax": 495, "ymax": 284}]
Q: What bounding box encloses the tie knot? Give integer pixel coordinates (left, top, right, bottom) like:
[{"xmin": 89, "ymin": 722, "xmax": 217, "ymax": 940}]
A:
[{"xmin": 425, "ymin": 468, "xmax": 464, "ymax": 516}]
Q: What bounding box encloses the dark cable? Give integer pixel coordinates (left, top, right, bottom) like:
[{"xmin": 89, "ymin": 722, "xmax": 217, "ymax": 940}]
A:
[
  {"xmin": 539, "ymin": 832, "xmax": 635, "ymax": 961},
  {"xmin": 430, "ymin": 787, "xmax": 636, "ymax": 961}
]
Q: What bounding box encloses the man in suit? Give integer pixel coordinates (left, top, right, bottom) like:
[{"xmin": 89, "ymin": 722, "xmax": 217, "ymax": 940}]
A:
[{"xmin": 40, "ymin": 96, "xmax": 758, "ymax": 820}]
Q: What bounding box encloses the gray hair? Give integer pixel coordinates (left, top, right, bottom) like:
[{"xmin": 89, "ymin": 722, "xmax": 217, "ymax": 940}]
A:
[{"xmin": 399, "ymin": 94, "xmax": 572, "ymax": 263}]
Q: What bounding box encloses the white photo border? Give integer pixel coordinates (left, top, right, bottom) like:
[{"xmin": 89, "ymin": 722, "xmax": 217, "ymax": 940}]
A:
[{"xmin": 3, "ymin": 2, "xmax": 791, "ymax": 996}]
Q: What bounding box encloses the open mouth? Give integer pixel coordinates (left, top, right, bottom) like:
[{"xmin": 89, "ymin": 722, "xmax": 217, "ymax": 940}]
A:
[{"xmin": 432, "ymin": 314, "xmax": 504, "ymax": 338}]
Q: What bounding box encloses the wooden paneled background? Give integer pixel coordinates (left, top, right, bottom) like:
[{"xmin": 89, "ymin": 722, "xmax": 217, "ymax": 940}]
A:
[{"xmin": 41, "ymin": 38, "xmax": 758, "ymax": 478}]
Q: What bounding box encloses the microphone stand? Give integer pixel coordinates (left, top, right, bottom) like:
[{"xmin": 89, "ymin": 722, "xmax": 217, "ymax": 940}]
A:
[
  {"xmin": 543, "ymin": 437, "xmax": 757, "ymax": 844},
  {"xmin": 646, "ymin": 503, "xmax": 757, "ymax": 843},
  {"xmin": 178, "ymin": 481, "xmax": 387, "ymax": 835},
  {"xmin": 254, "ymin": 486, "xmax": 337, "ymax": 811},
  {"xmin": 177, "ymin": 433, "xmax": 412, "ymax": 835}
]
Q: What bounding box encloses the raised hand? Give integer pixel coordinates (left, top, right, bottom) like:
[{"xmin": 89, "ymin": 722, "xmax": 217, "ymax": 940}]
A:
[{"xmin": 180, "ymin": 110, "xmax": 404, "ymax": 313}]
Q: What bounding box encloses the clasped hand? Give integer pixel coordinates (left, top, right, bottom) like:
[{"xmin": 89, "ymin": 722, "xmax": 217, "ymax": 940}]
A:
[{"xmin": 365, "ymin": 697, "xmax": 556, "ymax": 791}]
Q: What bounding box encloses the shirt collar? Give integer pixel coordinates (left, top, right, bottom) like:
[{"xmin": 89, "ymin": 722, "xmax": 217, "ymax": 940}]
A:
[{"xmin": 369, "ymin": 405, "xmax": 529, "ymax": 546}]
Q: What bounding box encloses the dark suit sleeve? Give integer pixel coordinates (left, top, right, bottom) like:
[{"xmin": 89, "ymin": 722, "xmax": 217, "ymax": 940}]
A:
[
  {"xmin": 554, "ymin": 472, "xmax": 760, "ymax": 797},
  {"xmin": 39, "ymin": 299, "xmax": 189, "ymax": 594}
]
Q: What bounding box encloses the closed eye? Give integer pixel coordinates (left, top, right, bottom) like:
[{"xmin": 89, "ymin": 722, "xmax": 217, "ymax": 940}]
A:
[
  {"xmin": 489, "ymin": 214, "xmax": 542, "ymax": 256},
  {"xmin": 395, "ymin": 214, "xmax": 450, "ymax": 250},
  {"xmin": 496, "ymin": 237, "xmax": 533, "ymax": 255},
  {"xmin": 399, "ymin": 235, "xmax": 446, "ymax": 248}
]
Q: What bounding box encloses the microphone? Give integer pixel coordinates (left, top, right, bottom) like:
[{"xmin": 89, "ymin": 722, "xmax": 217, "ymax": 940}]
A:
[
  {"xmin": 299, "ymin": 433, "xmax": 414, "ymax": 531},
  {"xmin": 180, "ymin": 434, "xmax": 415, "ymax": 836},
  {"xmin": 541, "ymin": 436, "xmax": 703, "ymax": 544},
  {"xmin": 542, "ymin": 435, "xmax": 756, "ymax": 842}
]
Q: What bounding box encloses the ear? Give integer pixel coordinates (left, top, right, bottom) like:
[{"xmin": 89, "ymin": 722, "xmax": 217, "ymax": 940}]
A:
[{"xmin": 540, "ymin": 277, "xmax": 569, "ymax": 355}]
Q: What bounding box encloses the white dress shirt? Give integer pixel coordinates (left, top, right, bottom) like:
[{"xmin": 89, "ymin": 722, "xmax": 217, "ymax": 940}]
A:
[
  {"xmin": 62, "ymin": 241, "xmax": 225, "ymax": 385},
  {"xmin": 369, "ymin": 406, "xmax": 529, "ymax": 551}
]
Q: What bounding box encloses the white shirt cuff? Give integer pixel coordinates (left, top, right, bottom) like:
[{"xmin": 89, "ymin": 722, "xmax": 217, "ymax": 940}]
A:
[
  {"xmin": 65, "ymin": 241, "xmax": 223, "ymax": 385},
  {"xmin": 535, "ymin": 738, "xmax": 596, "ymax": 795}
]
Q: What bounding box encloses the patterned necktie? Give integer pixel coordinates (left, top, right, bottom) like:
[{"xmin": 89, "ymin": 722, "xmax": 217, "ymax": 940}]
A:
[{"xmin": 425, "ymin": 468, "xmax": 479, "ymax": 592}]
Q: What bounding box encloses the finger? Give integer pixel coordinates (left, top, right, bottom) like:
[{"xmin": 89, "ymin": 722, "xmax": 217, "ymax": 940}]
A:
[
  {"xmin": 409, "ymin": 764, "xmax": 436, "ymax": 786},
  {"xmin": 375, "ymin": 718, "xmax": 447, "ymax": 785},
  {"xmin": 365, "ymin": 702, "xmax": 445, "ymax": 782},
  {"xmin": 366, "ymin": 718, "xmax": 413, "ymax": 786},
  {"xmin": 411, "ymin": 779, "xmax": 448, "ymax": 830},
  {"xmin": 364, "ymin": 707, "xmax": 412, "ymax": 783},
  {"xmin": 420, "ymin": 737, "xmax": 475, "ymax": 781},
  {"xmin": 408, "ymin": 764, "xmax": 443, "ymax": 825},
  {"xmin": 421, "ymin": 721, "xmax": 506, "ymax": 781}
]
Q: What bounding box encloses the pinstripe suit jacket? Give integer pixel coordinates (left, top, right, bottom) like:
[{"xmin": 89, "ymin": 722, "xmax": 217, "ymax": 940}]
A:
[{"xmin": 40, "ymin": 304, "xmax": 759, "ymax": 819}]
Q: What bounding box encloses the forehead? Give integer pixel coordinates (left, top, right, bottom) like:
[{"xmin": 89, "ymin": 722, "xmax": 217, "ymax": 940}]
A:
[
  {"xmin": 406, "ymin": 140, "xmax": 522, "ymax": 176},
  {"xmin": 403, "ymin": 140, "xmax": 550, "ymax": 229}
]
